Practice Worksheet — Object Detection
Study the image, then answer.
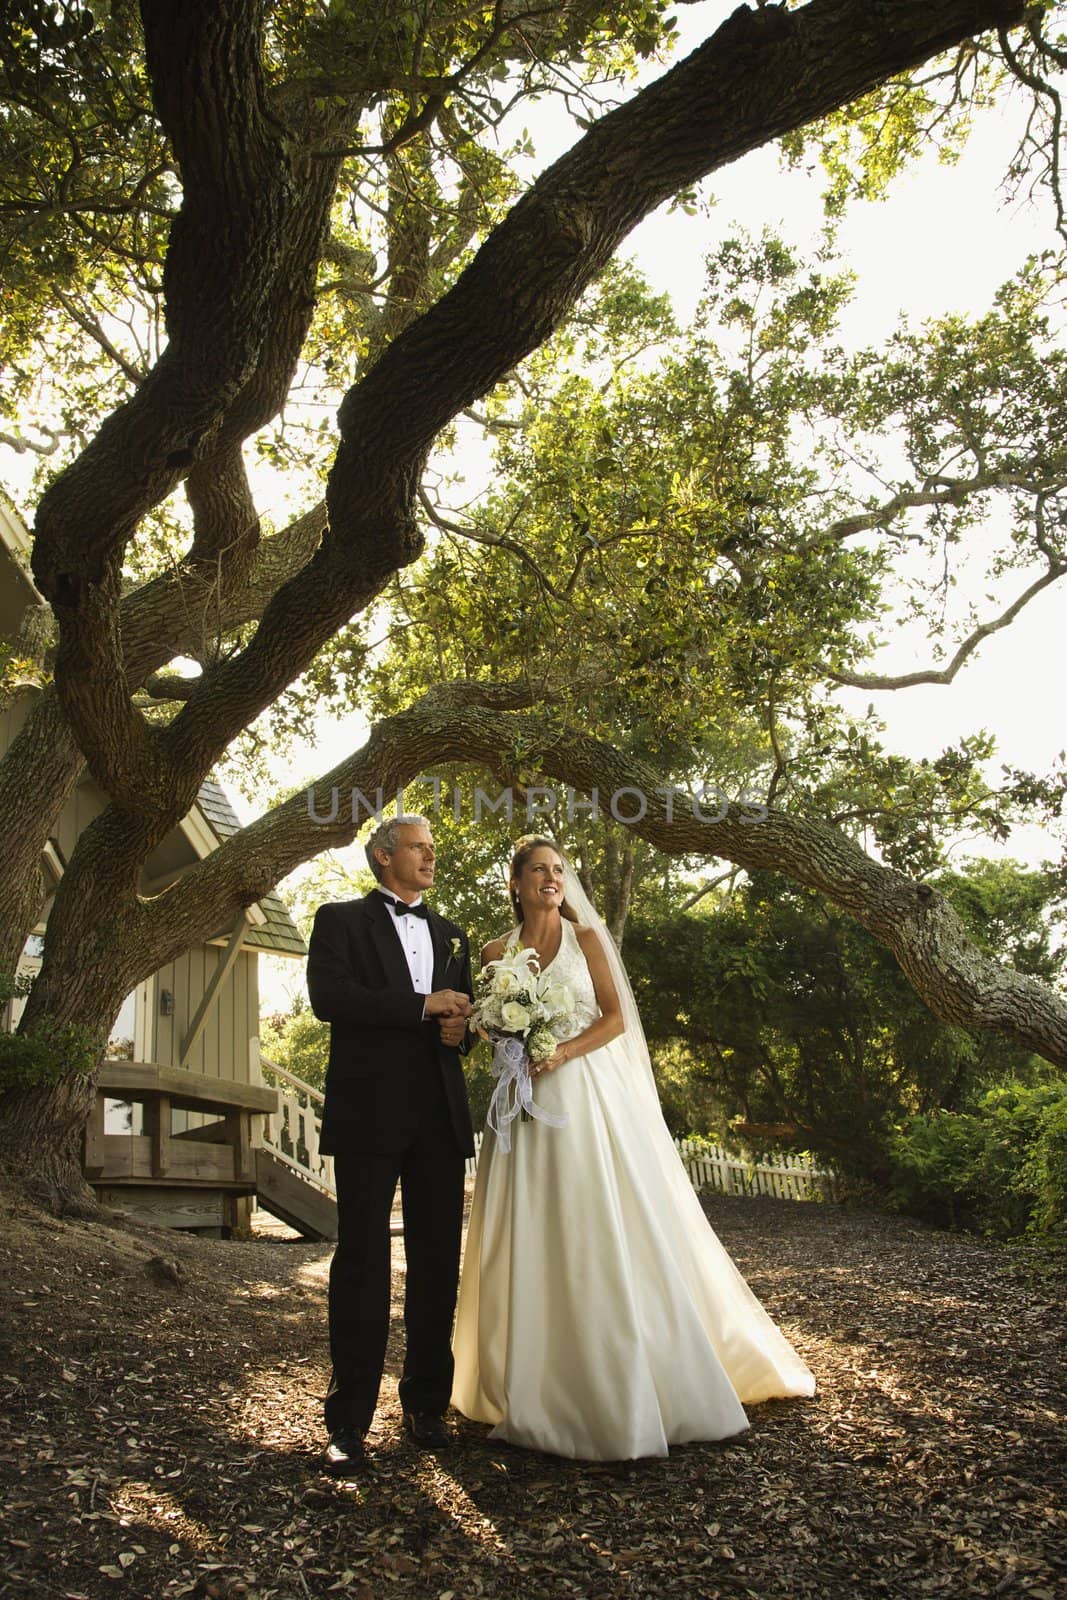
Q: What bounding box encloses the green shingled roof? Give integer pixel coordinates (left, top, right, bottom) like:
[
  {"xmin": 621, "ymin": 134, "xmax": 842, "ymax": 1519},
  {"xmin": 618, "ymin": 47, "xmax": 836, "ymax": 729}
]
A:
[{"xmin": 195, "ymin": 779, "xmax": 306, "ymax": 958}]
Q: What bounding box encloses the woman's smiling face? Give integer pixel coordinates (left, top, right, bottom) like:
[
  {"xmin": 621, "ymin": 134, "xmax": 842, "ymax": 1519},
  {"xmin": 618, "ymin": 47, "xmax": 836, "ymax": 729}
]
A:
[{"xmin": 512, "ymin": 846, "xmax": 565, "ymax": 915}]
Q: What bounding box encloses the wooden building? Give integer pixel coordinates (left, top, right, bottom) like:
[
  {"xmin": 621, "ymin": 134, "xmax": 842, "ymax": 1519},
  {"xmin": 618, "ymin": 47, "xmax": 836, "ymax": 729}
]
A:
[{"xmin": 1, "ymin": 495, "xmax": 336, "ymax": 1238}]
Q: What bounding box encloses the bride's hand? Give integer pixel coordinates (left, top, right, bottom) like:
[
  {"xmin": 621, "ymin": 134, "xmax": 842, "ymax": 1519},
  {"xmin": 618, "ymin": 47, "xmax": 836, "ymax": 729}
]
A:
[{"xmin": 532, "ymin": 1043, "xmax": 572, "ymax": 1076}]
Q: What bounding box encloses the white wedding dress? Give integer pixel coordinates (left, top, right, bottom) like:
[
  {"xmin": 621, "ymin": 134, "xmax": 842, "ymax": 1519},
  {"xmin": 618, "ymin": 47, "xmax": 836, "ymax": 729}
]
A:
[{"xmin": 451, "ymin": 915, "xmax": 815, "ymax": 1461}]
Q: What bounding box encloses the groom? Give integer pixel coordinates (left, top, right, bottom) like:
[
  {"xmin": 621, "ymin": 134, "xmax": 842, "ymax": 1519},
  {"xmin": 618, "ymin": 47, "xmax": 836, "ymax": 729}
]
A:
[{"xmin": 306, "ymin": 813, "xmax": 475, "ymax": 1476}]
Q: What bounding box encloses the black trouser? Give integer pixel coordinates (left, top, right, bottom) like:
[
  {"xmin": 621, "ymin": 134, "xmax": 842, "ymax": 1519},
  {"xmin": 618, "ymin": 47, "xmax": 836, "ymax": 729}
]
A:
[{"xmin": 325, "ymin": 1074, "xmax": 465, "ymax": 1434}]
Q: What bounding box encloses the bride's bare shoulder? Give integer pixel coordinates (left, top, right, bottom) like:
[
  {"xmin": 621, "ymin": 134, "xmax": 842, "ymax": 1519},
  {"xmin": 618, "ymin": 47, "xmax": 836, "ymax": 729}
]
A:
[
  {"xmin": 572, "ymin": 920, "xmax": 614, "ymax": 963},
  {"xmin": 480, "ymin": 933, "xmax": 511, "ymax": 965}
]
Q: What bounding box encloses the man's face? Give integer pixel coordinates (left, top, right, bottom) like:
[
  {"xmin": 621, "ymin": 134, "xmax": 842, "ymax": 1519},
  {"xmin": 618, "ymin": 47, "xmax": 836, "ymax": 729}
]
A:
[{"xmin": 378, "ymin": 822, "xmax": 436, "ymax": 901}]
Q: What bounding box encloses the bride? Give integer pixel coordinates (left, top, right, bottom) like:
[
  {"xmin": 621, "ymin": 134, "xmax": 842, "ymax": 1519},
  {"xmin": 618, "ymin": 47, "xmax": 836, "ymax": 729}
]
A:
[{"xmin": 451, "ymin": 836, "xmax": 815, "ymax": 1461}]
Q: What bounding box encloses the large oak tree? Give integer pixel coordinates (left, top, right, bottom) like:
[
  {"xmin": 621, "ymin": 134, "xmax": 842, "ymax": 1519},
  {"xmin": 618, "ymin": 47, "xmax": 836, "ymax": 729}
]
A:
[{"xmin": 3, "ymin": 0, "xmax": 1065, "ymax": 1211}]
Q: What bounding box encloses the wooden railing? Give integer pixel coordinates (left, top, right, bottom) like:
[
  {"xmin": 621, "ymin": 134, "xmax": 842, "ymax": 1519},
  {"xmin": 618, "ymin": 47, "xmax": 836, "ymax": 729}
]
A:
[
  {"xmin": 87, "ymin": 1061, "xmax": 277, "ymax": 1188},
  {"xmin": 258, "ymin": 1056, "xmax": 335, "ymax": 1198},
  {"xmin": 85, "ymin": 1061, "xmax": 280, "ymax": 1232},
  {"xmin": 255, "ymin": 1060, "xmax": 837, "ymax": 1204}
]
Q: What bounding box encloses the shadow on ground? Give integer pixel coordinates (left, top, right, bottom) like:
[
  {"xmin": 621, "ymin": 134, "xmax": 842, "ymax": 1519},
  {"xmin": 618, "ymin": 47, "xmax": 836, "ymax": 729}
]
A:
[{"xmin": 1, "ymin": 1185, "xmax": 1063, "ymax": 1600}]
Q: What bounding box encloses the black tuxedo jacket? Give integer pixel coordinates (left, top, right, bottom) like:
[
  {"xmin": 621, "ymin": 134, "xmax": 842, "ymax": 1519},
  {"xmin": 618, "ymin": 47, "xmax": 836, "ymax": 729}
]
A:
[{"xmin": 306, "ymin": 891, "xmax": 475, "ymax": 1157}]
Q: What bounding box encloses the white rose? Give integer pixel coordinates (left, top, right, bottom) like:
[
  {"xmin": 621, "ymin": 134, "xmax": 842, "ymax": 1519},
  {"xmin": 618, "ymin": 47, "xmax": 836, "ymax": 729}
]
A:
[
  {"xmin": 540, "ymin": 982, "xmax": 573, "ymax": 1017},
  {"xmin": 500, "ymin": 1000, "xmax": 532, "ymax": 1031}
]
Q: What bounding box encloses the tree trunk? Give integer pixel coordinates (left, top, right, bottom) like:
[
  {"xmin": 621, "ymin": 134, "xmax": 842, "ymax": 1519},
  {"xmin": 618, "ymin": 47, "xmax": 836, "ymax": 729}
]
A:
[
  {"xmin": 0, "ymin": 814, "xmax": 163, "ymax": 1205},
  {"xmin": 0, "ymin": 1071, "xmax": 102, "ymax": 1214},
  {"xmin": 0, "ymin": 691, "xmax": 82, "ymax": 971},
  {"xmin": 613, "ymin": 839, "xmax": 638, "ymax": 950},
  {"xmin": 599, "ymin": 830, "xmax": 638, "ymax": 948}
]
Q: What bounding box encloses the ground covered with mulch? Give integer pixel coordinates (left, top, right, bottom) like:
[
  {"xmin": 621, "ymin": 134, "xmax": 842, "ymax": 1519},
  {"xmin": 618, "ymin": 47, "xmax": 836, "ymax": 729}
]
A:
[{"xmin": 1, "ymin": 1186, "xmax": 1064, "ymax": 1600}]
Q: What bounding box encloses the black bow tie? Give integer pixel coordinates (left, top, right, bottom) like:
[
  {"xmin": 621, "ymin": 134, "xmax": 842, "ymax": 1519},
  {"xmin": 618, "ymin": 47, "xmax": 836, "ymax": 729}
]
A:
[{"xmin": 391, "ymin": 899, "xmax": 429, "ymax": 919}]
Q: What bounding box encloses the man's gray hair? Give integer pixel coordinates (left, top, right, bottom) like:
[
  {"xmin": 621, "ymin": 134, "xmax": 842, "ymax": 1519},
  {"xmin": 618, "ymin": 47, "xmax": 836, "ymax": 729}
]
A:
[{"xmin": 365, "ymin": 813, "xmax": 432, "ymax": 881}]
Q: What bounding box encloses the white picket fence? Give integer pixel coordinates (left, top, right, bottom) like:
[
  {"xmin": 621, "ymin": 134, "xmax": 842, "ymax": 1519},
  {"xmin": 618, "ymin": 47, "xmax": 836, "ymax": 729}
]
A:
[
  {"xmin": 672, "ymin": 1135, "xmax": 838, "ymax": 1202},
  {"xmin": 464, "ymin": 1131, "xmax": 835, "ymax": 1199},
  {"xmin": 257, "ymin": 1055, "xmax": 836, "ymax": 1204}
]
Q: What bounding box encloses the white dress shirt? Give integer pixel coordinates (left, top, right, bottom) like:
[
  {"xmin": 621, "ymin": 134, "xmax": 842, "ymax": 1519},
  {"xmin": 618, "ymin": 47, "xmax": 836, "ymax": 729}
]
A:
[{"xmin": 377, "ymin": 887, "xmax": 434, "ymax": 996}]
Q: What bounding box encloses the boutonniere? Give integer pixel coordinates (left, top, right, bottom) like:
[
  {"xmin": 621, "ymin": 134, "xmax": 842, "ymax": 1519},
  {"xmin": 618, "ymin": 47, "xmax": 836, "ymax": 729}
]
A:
[{"xmin": 448, "ymin": 937, "xmax": 462, "ymax": 966}]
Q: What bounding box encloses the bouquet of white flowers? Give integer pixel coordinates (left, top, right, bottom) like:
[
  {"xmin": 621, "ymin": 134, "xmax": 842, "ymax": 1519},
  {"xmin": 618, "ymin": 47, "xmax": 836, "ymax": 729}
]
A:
[{"xmin": 474, "ymin": 946, "xmax": 576, "ymax": 1152}]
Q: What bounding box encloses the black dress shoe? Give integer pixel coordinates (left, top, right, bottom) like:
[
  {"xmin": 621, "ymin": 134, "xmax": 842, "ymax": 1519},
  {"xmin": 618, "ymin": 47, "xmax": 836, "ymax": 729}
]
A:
[
  {"xmin": 402, "ymin": 1410, "xmax": 452, "ymax": 1448},
  {"xmin": 323, "ymin": 1427, "xmax": 371, "ymax": 1476}
]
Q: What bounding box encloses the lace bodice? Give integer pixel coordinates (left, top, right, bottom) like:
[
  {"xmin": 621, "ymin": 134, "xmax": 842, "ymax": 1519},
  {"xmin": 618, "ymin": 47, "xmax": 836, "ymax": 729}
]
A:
[{"xmin": 512, "ymin": 917, "xmax": 600, "ymax": 1040}]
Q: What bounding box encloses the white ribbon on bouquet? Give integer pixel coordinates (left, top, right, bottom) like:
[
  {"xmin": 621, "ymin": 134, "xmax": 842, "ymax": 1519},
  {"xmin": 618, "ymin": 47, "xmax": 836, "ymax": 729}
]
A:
[{"xmin": 485, "ymin": 1035, "xmax": 567, "ymax": 1154}]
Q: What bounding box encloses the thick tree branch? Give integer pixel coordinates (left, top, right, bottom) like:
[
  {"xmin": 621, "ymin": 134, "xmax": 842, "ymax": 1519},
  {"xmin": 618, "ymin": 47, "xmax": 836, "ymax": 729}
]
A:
[
  {"xmin": 32, "ymin": 0, "xmax": 290, "ymax": 598},
  {"xmin": 157, "ymin": 0, "xmax": 1029, "ymax": 785},
  {"xmin": 119, "ymin": 501, "xmax": 328, "ymax": 684},
  {"xmin": 145, "ymin": 689, "xmax": 1067, "ymax": 1070},
  {"xmin": 139, "ymin": 673, "xmax": 198, "ymax": 702},
  {"xmin": 0, "ymin": 501, "xmax": 326, "ymax": 952},
  {"xmin": 183, "ymin": 444, "xmax": 261, "ymax": 574},
  {"xmin": 29, "ymin": 1, "xmax": 343, "ymax": 802}
]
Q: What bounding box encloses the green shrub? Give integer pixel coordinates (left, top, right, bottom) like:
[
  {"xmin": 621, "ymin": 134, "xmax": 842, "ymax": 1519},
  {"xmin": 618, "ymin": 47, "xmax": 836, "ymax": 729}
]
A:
[
  {"xmin": 1022, "ymin": 1093, "xmax": 1067, "ymax": 1235},
  {"xmin": 887, "ymin": 1081, "xmax": 1067, "ymax": 1240},
  {"xmin": 0, "ymin": 971, "xmax": 101, "ymax": 1095}
]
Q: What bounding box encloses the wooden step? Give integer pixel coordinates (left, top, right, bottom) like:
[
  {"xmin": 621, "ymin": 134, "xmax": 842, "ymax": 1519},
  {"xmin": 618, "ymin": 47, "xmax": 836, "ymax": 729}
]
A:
[{"xmin": 254, "ymin": 1147, "xmax": 338, "ymax": 1242}]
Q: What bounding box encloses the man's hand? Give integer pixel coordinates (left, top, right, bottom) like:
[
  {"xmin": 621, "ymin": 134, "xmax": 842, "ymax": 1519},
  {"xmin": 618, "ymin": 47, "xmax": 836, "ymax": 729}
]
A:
[
  {"xmin": 423, "ymin": 989, "xmax": 472, "ymax": 1019},
  {"xmin": 437, "ymin": 1015, "xmax": 468, "ymax": 1048}
]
